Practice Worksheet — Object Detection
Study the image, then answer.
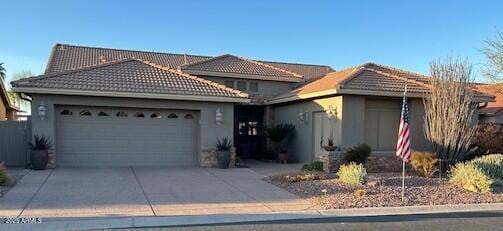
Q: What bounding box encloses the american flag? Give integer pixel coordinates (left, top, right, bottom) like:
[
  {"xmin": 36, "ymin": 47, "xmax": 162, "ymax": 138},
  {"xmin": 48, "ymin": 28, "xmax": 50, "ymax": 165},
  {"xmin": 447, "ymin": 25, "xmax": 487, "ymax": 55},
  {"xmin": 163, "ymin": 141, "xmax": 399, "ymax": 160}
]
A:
[{"xmin": 396, "ymin": 87, "xmax": 411, "ymax": 162}]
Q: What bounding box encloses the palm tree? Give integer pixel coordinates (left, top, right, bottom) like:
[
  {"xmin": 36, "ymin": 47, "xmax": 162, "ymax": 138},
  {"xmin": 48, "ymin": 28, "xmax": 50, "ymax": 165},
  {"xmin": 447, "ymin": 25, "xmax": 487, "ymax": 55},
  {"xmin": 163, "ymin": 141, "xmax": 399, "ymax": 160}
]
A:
[{"xmin": 0, "ymin": 63, "xmax": 6, "ymax": 82}]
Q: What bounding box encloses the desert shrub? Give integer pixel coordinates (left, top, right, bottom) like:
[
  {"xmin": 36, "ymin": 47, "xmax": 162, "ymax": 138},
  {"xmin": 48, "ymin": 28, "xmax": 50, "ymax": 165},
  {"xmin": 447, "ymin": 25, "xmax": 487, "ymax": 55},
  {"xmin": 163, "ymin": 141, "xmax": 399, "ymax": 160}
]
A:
[
  {"xmin": 472, "ymin": 123, "xmax": 503, "ymax": 155},
  {"xmin": 410, "ymin": 151, "xmax": 438, "ymax": 178},
  {"xmin": 285, "ymin": 171, "xmax": 323, "ymax": 183},
  {"xmin": 337, "ymin": 163, "xmax": 367, "ymax": 186},
  {"xmin": 449, "ymin": 163, "xmax": 493, "ymax": 193},
  {"xmin": 342, "ymin": 144, "xmax": 371, "ymax": 165},
  {"xmin": 469, "ymin": 154, "xmax": 503, "ymax": 181},
  {"xmin": 0, "ymin": 162, "xmax": 11, "ymax": 186},
  {"xmin": 302, "ymin": 161, "xmax": 323, "ymax": 171}
]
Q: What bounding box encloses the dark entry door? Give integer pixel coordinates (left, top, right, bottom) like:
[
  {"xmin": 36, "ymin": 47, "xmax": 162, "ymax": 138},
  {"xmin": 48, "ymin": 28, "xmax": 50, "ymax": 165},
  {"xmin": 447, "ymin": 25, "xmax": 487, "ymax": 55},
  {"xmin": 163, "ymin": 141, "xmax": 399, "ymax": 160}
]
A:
[{"xmin": 234, "ymin": 106, "xmax": 265, "ymax": 159}]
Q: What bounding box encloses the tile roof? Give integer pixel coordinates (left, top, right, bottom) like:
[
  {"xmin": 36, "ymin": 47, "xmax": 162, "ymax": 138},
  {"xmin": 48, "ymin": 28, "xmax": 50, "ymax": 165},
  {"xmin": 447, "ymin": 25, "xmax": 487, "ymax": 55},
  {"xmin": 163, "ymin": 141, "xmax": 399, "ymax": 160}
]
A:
[
  {"xmin": 14, "ymin": 58, "xmax": 248, "ymax": 99},
  {"xmin": 45, "ymin": 44, "xmax": 332, "ymax": 80},
  {"xmin": 269, "ymin": 62, "xmax": 494, "ymax": 103},
  {"xmin": 474, "ymin": 84, "xmax": 503, "ymax": 114},
  {"xmin": 181, "ymin": 54, "xmax": 303, "ymax": 80}
]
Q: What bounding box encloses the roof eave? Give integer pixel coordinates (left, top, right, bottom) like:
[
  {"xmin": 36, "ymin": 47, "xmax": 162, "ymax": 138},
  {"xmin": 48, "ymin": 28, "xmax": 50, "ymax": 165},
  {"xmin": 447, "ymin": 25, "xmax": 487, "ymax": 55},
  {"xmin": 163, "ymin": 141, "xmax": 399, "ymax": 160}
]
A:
[{"xmin": 12, "ymin": 87, "xmax": 251, "ymax": 103}]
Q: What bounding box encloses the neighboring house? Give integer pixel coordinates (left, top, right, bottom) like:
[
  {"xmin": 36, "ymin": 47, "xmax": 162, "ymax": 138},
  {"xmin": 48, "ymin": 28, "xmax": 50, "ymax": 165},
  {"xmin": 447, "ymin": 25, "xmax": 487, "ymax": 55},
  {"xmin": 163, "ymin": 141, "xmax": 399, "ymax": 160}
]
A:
[
  {"xmin": 11, "ymin": 44, "xmax": 494, "ymax": 167},
  {"xmin": 475, "ymin": 84, "xmax": 503, "ymax": 124},
  {"xmin": 0, "ymin": 79, "xmax": 20, "ymax": 120}
]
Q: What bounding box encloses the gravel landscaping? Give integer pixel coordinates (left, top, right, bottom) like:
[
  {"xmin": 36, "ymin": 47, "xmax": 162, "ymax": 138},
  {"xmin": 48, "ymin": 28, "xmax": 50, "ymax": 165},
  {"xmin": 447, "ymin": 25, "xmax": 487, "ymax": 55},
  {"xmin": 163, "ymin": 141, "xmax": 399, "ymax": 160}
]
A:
[
  {"xmin": 265, "ymin": 171, "xmax": 503, "ymax": 209},
  {"xmin": 0, "ymin": 168, "xmax": 29, "ymax": 198}
]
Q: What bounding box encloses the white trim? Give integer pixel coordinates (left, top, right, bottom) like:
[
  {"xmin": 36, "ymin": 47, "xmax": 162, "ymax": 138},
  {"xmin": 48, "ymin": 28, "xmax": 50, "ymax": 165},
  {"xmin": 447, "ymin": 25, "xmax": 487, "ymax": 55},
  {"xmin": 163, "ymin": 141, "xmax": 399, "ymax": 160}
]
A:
[
  {"xmin": 182, "ymin": 70, "xmax": 302, "ymax": 82},
  {"xmin": 12, "ymin": 87, "xmax": 251, "ymax": 103}
]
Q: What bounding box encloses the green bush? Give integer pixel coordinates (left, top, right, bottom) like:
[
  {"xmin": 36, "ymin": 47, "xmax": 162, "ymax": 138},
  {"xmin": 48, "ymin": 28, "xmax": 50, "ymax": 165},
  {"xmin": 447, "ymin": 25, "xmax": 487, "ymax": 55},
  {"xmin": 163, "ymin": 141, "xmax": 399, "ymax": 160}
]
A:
[
  {"xmin": 0, "ymin": 162, "xmax": 11, "ymax": 186},
  {"xmin": 302, "ymin": 161, "xmax": 323, "ymax": 171},
  {"xmin": 342, "ymin": 144, "xmax": 371, "ymax": 165},
  {"xmin": 410, "ymin": 151, "xmax": 438, "ymax": 178},
  {"xmin": 469, "ymin": 154, "xmax": 503, "ymax": 181},
  {"xmin": 337, "ymin": 162, "xmax": 367, "ymax": 186},
  {"xmin": 449, "ymin": 163, "xmax": 493, "ymax": 193}
]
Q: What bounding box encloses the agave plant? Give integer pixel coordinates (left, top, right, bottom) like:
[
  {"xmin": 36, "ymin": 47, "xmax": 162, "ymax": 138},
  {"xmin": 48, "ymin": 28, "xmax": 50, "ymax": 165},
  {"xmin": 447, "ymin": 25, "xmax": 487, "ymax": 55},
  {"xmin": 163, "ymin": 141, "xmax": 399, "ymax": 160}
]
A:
[
  {"xmin": 216, "ymin": 137, "xmax": 233, "ymax": 151},
  {"xmin": 30, "ymin": 135, "xmax": 52, "ymax": 151}
]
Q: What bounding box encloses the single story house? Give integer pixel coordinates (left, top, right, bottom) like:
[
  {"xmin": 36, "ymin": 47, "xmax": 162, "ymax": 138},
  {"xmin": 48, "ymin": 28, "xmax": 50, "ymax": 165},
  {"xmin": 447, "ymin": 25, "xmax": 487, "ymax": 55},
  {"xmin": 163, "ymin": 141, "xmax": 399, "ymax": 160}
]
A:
[
  {"xmin": 11, "ymin": 44, "xmax": 494, "ymax": 167},
  {"xmin": 475, "ymin": 84, "xmax": 503, "ymax": 124}
]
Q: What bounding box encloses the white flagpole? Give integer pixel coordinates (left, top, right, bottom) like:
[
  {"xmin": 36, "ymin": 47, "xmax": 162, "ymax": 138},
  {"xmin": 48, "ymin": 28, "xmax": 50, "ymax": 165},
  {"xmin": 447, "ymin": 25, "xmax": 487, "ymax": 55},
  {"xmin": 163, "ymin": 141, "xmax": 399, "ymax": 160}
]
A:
[{"xmin": 401, "ymin": 85, "xmax": 408, "ymax": 203}]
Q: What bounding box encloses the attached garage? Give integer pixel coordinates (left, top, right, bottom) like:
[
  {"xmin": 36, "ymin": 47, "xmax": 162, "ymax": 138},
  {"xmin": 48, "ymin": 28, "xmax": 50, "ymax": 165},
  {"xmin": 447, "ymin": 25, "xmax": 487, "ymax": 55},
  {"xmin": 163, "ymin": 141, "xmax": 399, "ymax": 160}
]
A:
[{"xmin": 56, "ymin": 106, "xmax": 199, "ymax": 167}]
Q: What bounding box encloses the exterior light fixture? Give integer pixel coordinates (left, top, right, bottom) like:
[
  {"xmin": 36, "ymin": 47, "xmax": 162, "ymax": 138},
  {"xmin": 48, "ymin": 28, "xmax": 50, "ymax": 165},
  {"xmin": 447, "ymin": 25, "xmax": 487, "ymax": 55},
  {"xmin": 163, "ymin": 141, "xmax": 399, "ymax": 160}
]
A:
[
  {"xmin": 327, "ymin": 105, "xmax": 337, "ymax": 120},
  {"xmin": 215, "ymin": 108, "xmax": 223, "ymax": 126},
  {"xmin": 298, "ymin": 111, "xmax": 309, "ymax": 123},
  {"xmin": 38, "ymin": 102, "xmax": 47, "ymax": 120}
]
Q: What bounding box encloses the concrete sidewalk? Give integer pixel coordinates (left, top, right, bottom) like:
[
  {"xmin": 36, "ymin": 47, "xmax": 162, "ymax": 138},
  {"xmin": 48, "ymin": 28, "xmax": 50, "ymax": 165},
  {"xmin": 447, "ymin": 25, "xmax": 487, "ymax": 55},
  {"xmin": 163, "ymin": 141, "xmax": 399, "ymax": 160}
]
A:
[{"xmin": 1, "ymin": 203, "xmax": 502, "ymax": 231}]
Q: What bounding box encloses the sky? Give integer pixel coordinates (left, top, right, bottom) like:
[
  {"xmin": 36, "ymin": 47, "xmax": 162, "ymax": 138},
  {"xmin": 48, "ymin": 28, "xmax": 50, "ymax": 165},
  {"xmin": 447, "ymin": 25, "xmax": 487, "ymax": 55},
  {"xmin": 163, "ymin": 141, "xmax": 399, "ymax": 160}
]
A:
[{"xmin": 1, "ymin": 0, "xmax": 502, "ymax": 85}]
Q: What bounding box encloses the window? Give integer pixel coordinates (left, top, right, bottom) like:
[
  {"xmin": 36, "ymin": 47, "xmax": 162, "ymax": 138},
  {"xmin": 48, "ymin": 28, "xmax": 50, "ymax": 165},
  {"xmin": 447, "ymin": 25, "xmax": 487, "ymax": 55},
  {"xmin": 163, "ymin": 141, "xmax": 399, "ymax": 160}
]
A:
[
  {"xmin": 80, "ymin": 110, "xmax": 92, "ymax": 116},
  {"xmin": 237, "ymin": 81, "xmax": 246, "ymax": 91},
  {"xmin": 150, "ymin": 113, "xmax": 162, "ymax": 118},
  {"xmin": 167, "ymin": 113, "xmax": 178, "ymax": 119},
  {"xmin": 116, "ymin": 112, "xmax": 128, "ymax": 117},
  {"xmin": 97, "ymin": 111, "xmax": 109, "ymax": 116},
  {"xmin": 224, "ymin": 80, "xmax": 234, "ymax": 88},
  {"xmin": 184, "ymin": 114, "xmax": 194, "ymax": 119},
  {"xmin": 249, "ymin": 82, "xmax": 258, "ymax": 92},
  {"xmin": 60, "ymin": 110, "xmax": 73, "ymax": 115},
  {"xmin": 134, "ymin": 112, "xmax": 145, "ymax": 118},
  {"xmin": 248, "ymin": 121, "xmax": 258, "ymax": 136}
]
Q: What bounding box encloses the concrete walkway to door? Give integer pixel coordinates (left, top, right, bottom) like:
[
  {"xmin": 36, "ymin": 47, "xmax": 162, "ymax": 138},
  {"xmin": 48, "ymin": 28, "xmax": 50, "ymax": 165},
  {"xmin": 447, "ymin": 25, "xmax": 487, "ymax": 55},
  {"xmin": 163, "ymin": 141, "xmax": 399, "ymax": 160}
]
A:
[{"xmin": 0, "ymin": 162, "xmax": 314, "ymax": 218}]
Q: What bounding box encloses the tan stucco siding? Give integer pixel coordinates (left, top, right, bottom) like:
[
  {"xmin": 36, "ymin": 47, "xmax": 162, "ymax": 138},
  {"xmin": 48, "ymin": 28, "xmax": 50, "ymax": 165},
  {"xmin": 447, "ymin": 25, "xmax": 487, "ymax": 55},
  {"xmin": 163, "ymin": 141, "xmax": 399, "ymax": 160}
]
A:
[
  {"xmin": 30, "ymin": 94, "xmax": 235, "ymax": 164},
  {"xmin": 273, "ymin": 96, "xmax": 343, "ymax": 163},
  {"xmin": 272, "ymin": 95, "xmax": 431, "ymax": 162},
  {"xmin": 202, "ymin": 76, "xmax": 294, "ymax": 97}
]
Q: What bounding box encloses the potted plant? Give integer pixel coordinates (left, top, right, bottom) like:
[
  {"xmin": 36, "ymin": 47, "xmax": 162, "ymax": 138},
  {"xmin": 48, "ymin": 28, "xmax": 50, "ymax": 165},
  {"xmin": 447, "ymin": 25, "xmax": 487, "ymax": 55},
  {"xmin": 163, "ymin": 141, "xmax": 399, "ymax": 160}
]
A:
[
  {"xmin": 216, "ymin": 137, "xmax": 233, "ymax": 169},
  {"xmin": 323, "ymin": 138, "xmax": 337, "ymax": 151},
  {"xmin": 264, "ymin": 124, "xmax": 295, "ymax": 164},
  {"xmin": 30, "ymin": 135, "xmax": 52, "ymax": 170}
]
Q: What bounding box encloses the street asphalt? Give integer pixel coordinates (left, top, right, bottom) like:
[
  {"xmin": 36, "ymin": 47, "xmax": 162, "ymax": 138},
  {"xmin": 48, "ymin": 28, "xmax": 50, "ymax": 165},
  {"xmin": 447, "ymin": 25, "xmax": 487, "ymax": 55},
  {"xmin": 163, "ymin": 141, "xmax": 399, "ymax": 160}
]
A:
[{"xmin": 117, "ymin": 211, "xmax": 503, "ymax": 231}]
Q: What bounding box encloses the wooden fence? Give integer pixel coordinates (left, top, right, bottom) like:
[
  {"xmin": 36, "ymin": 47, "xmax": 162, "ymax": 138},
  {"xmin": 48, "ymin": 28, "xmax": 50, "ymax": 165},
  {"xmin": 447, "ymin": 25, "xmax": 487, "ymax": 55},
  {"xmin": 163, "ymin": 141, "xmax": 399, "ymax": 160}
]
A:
[{"xmin": 0, "ymin": 120, "xmax": 31, "ymax": 167}]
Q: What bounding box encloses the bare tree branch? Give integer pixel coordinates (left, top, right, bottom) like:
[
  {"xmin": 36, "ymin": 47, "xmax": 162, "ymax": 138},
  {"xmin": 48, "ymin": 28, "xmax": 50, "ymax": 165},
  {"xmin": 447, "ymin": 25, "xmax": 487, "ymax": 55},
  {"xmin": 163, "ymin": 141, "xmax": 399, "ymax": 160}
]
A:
[{"xmin": 423, "ymin": 57, "xmax": 478, "ymax": 166}]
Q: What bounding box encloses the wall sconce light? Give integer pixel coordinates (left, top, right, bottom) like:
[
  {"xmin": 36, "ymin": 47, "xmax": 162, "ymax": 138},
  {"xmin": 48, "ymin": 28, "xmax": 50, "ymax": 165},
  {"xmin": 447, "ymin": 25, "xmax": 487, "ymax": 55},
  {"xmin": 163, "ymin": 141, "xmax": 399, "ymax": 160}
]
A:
[
  {"xmin": 298, "ymin": 111, "xmax": 309, "ymax": 124},
  {"xmin": 327, "ymin": 105, "xmax": 337, "ymax": 120},
  {"xmin": 38, "ymin": 102, "xmax": 47, "ymax": 120},
  {"xmin": 215, "ymin": 108, "xmax": 223, "ymax": 126}
]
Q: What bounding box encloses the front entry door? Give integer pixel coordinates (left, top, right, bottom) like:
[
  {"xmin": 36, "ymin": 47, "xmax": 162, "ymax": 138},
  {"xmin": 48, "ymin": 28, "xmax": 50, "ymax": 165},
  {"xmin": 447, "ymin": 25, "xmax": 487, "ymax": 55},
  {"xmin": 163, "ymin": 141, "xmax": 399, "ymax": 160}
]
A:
[
  {"xmin": 234, "ymin": 106, "xmax": 265, "ymax": 159},
  {"xmin": 313, "ymin": 111, "xmax": 330, "ymax": 160}
]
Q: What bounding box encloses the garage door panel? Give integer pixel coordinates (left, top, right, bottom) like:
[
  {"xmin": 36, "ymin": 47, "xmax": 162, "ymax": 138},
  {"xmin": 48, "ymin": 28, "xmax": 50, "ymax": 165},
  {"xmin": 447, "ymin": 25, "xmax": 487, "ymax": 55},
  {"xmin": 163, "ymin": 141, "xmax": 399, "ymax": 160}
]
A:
[{"xmin": 56, "ymin": 106, "xmax": 198, "ymax": 167}]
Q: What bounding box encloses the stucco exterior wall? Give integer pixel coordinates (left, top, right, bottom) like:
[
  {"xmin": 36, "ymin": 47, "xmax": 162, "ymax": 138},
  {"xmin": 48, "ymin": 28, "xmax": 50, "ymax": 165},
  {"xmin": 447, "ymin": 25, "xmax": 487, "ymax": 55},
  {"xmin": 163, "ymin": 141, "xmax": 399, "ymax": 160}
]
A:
[
  {"xmin": 30, "ymin": 94, "xmax": 235, "ymax": 166},
  {"xmin": 202, "ymin": 76, "xmax": 294, "ymax": 97},
  {"xmin": 272, "ymin": 96, "xmax": 343, "ymax": 163},
  {"xmin": 272, "ymin": 95, "xmax": 431, "ymax": 162}
]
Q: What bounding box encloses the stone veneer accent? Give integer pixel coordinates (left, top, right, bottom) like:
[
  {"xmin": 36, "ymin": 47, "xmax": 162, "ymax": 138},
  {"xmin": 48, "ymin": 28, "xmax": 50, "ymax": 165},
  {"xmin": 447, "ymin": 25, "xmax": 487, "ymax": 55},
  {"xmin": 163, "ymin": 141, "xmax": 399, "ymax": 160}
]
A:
[
  {"xmin": 47, "ymin": 149, "xmax": 56, "ymax": 169},
  {"xmin": 200, "ymin": 147, "xmax": 236, "ymax": 168},
  {"xmin": 320, "ymin": 150, "xmax": 344, "ymax": 173}
]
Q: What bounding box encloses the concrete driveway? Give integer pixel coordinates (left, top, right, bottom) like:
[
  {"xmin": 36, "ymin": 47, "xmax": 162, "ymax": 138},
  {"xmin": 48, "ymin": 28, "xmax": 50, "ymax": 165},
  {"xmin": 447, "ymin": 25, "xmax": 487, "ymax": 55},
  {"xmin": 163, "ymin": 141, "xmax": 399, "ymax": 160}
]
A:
[{"xmin": 0, "ymin": 165, "xmax": 314, "ymax": 218}]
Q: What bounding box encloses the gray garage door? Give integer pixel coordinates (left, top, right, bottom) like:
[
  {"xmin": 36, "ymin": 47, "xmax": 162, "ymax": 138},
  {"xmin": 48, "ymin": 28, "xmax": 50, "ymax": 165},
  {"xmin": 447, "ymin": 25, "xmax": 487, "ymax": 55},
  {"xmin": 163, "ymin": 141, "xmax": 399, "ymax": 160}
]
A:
[{"xmin": 56, "ymin": 106, "xmax": 198, "ymax": 167}]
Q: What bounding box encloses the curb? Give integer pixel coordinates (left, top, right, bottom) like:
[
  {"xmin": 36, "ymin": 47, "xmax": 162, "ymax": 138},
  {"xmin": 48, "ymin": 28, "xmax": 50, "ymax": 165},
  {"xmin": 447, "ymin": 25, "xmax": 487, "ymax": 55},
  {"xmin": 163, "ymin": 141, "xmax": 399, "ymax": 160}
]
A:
[{"xmin": 1, "ymin": 203, "xmax": 502, "ymax": 231}]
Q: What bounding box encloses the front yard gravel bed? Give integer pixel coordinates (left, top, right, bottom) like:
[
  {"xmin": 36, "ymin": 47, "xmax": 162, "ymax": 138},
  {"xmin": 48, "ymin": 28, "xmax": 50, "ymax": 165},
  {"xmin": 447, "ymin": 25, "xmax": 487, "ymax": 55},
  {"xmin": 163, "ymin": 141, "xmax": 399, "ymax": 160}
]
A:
[{"xmin": 265, "ymin": 172, "xmax": 503, "ymax": 209}]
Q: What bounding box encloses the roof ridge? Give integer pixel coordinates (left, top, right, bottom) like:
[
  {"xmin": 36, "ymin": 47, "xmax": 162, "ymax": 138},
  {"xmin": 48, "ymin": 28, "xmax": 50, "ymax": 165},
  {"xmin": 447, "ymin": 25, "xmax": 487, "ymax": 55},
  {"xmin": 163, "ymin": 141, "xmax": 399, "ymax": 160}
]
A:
[
  {"xmin": 14, "ymin": 58, "xmax": 139, "ymax": 85},
  {"xmin": 55, "ymin": 43, "xmax": 212, "ymax": 59},
  {"xmin": 261, "ymin": 60, "xmax": 333, "ymax": 68},
  {"xmin": 139, "ymin": 59, "xmax": 249, "ymax": 98},
  {"xmin": 236, "ymin": 56, "xmax": 303, "ymax": 78},
  {"xmin": 180, "ymin": 54, "xmax": 232, "ymax": 68},
  {"xmin": 364, "ymin": 62, "xmax": 429, "ymax": 78},
  {"xmin": 363, "ymin": 66, "xmax": 433, "ymax": 90}
]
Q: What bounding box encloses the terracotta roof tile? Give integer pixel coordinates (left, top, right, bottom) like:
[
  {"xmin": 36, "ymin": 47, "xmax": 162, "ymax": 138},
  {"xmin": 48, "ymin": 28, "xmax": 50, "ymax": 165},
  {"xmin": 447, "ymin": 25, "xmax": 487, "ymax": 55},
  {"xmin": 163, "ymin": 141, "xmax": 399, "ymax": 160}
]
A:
[
  {"xmin": 474, "ymin": 84, "xmax": 503, "ymax": 114},
  {"xmin": 14, "ymin": 58, "xmax": 247, "ymax": 99},
  {"xmin": 45, "ymin": 44, "xmax": 332, "ymax": 80},
  {"xmin": 270, "ymin": 62, "xmax": 494, "ymax": 103}
]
